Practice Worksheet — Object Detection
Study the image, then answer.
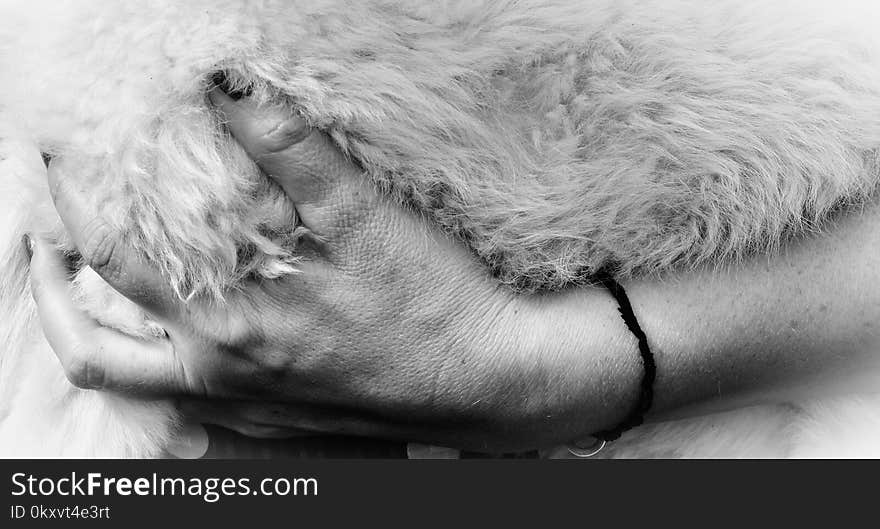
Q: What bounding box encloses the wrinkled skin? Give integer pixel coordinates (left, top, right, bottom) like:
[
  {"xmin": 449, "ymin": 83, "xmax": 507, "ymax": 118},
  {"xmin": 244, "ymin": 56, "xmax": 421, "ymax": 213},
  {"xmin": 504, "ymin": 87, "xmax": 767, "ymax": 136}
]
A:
[
  {"xmin": 28, "ymin": 87, "xmax": 880, "ymax": 454},
  {"xmin": 30, "ymin": 89, "xmax": 637, "ymax": 451}
]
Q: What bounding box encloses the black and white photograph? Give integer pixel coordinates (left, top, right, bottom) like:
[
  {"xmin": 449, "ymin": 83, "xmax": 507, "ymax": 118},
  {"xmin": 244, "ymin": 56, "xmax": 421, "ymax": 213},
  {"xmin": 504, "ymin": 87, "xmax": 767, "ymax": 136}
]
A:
[{"xmin": 0, "ymin": 1, "xmax": 879, "ymax": 514}]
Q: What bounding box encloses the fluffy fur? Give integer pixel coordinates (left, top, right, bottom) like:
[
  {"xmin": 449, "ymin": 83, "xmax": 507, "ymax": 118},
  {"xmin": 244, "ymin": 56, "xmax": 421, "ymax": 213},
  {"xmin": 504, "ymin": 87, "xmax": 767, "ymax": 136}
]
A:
[{"xmin": 1, "ymin": 0, "xmax": 879, "ymax": 457}]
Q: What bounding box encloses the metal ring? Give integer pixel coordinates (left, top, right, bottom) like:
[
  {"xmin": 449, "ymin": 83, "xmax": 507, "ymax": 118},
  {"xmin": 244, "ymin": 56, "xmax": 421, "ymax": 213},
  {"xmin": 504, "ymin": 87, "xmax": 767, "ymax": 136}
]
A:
[{"xmin": 566, "ymin": 438, "xmax": 607, "ymax": 458}]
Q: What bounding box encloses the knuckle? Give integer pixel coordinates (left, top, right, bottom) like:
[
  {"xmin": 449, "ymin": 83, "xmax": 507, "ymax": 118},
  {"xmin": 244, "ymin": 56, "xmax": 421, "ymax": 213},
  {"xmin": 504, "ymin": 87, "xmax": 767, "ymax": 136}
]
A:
[
  {"xmin": 171, "ymin": 353, "xmax": 211, "ymax": 398},
  {"xmin": 80, "ymin": 220, "xmax": 124, "ymax": 281},
  {"xmin": 252, "ymin": 349, "xmax": 294, "ymax": 382},
  {"xmin": 222, "ymin": 314, "xmax": 261, "ymax": 350},
  {"xmin": 225, "ymin": 297, "xmax": 281, "ymax": 349},
  {"xmin": 259, "ymin": 116, "xmax": 311, "ymax": 154},
  {"xmin": 63, "ymin": 344, "xmax": 104, "ymax": 390}
]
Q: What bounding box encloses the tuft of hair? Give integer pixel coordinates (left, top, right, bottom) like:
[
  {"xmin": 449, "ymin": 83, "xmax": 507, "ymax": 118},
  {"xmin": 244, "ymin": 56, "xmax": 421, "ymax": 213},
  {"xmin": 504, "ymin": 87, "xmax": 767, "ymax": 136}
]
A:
[{"xmin": 3, "ymin": 1, "xmax": 880, "ymax": 296}]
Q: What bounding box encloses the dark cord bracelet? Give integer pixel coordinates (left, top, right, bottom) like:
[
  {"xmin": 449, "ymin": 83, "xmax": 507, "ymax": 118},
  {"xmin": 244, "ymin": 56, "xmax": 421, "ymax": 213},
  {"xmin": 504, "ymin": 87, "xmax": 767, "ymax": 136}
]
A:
[{"xmin": 590, "ymin": 271, "xmax": 657, "ymax": 443}]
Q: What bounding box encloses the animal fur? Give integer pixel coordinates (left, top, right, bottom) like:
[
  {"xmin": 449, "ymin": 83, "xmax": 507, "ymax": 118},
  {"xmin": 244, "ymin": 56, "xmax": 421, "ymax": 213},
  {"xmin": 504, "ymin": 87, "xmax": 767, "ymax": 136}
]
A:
[{"xmin": 1, "ymin": 0, "xmax": 879, "ymax": 457}]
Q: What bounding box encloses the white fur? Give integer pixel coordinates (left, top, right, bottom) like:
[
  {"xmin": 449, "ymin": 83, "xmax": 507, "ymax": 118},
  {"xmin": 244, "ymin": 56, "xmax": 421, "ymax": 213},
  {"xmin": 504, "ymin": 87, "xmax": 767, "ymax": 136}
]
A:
[{"xmin": 1, "ymin": 0, "xmax": 879, "ymax": 457}]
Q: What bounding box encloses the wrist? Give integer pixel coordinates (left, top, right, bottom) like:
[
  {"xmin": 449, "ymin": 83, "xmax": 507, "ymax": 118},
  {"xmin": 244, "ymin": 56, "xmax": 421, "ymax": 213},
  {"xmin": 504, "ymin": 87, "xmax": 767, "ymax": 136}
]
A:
[
  {"xmin": 517, "ymin": 287, "xmax": 644, "ymax": 446},
  {"xmin": 446, "ymin": 285, "xmax": 643, "ymax": 451}
]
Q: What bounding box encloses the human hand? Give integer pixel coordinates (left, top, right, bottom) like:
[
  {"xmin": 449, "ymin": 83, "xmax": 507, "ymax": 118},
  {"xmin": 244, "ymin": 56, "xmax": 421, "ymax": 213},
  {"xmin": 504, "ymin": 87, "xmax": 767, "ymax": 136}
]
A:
[
  {"xmin": 29, "ymin": 88, "xmax": 629, "ymax": 451},
  {"xmin": 33, "ymin": 84, "xmax": 878, "ymax": 455}
]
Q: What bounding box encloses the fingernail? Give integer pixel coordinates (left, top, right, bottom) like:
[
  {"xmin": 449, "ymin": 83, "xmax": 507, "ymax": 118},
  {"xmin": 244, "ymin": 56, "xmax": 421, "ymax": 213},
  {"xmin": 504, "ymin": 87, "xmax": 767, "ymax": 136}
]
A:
[
  {"xmin": 210, "ymin": 71, "xmax": 231, "ymax": 93},
  {"xmin": 21, "ymin": 233, "xmax": 34, "ymax": 261},
  {"xmin": 210, "ymin": 71, "xmax": 251, "ymax": 101}
]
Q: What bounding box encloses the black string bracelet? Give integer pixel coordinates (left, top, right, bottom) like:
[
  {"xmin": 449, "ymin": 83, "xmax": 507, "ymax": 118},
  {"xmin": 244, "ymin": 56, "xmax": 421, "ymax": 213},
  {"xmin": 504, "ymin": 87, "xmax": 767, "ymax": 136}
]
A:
[{"xmin": 590, "ymin": 271, "xmax": 657, "ymax": 442}]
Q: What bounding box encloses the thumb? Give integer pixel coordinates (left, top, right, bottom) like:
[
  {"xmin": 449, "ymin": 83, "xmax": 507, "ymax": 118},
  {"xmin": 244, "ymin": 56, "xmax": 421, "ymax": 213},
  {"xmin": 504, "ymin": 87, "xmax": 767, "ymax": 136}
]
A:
[{"xmin": 208, "ymin": 87, "xmax": 374, "ymax": 236}]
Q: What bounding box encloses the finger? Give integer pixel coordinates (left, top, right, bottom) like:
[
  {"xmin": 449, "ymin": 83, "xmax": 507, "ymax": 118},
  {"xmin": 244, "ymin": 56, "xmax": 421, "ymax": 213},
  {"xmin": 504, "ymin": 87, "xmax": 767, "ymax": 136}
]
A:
[
  {"xmin": 178, "ymin": 400, "xmax": 313, "ymax": 439},
  {"xmin": 28, "ymin": 234, "xmax": 101, "ymax": 349},
  {"xmin": 29, "ymin": 235, "xmax": 198, "ymax": 395},
  {"xmin": 181, "ymin": 396, "xmax": 415, "ymax": 440},
  {"xmin": 209, "ymin": 87, "xmax": 376, "ymax": 236},
  {"xmin": 47, "ymin": 156, "xmax": 184, "ymax": 321}
]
